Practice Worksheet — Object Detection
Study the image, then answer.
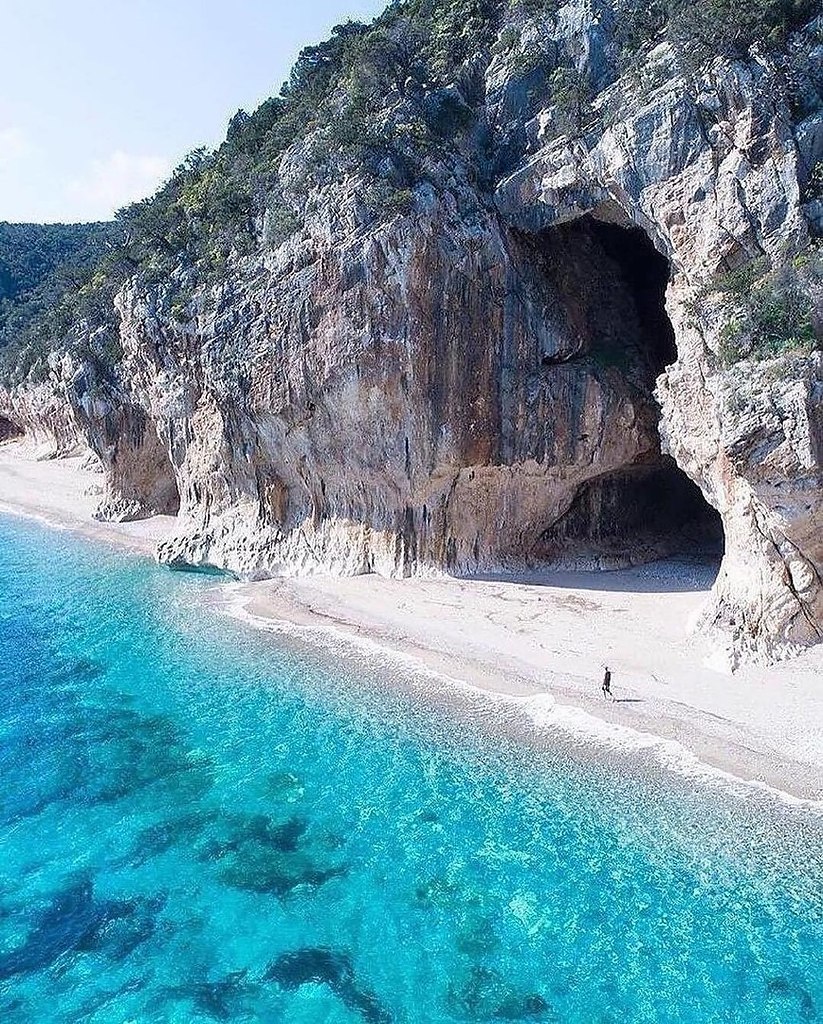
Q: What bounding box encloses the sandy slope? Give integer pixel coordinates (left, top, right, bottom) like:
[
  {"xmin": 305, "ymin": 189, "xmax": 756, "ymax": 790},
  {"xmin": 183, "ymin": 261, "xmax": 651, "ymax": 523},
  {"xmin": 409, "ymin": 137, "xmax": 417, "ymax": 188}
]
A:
[
  {"xmin": 0, "ymin": 441, "xmax": 174, "ymax": 554},
  {"xmin": 2, "ymin": 439, "xmax": 821, "ymax": 800}
]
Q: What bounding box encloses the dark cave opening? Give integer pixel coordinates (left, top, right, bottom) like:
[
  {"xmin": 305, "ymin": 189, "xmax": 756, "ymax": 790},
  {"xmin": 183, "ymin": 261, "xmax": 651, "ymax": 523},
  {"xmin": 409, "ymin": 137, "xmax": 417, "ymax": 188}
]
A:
[
  {"xmin": 531, "ymin": 213, "xmax": 678, "ymax": 383},
  {"xmin": 531, "ymin": 215, "xmax": 724, "ymax": 567},
  {"xmin": 587, "ymin": 218, "xmax": 677, "ymax": 373},
  {"xmin": 536, "ymin": 459, "xmax": 725, "ymax": 567},
  {"xmin": 0, "ymin": 415, "xmax": 23, "ymax": 443}
]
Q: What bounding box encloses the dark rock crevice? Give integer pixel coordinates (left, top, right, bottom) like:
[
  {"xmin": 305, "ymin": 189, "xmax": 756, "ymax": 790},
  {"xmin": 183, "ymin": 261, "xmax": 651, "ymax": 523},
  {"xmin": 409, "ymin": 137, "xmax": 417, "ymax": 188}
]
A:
[{"xmin": 0, "ymin": 415, "xmax": 22, "ymax": 442}]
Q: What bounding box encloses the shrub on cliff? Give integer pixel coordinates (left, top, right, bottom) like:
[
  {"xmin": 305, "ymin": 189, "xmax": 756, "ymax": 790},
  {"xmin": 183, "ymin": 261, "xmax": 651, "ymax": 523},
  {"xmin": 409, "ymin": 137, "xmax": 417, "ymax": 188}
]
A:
[
  {"xmin": 716, "ymin": 248, "xmax": 822, "ymax": 365},
  {"xmin": 617, "ymin": 0, "xmax": 818, "ymax": 66}
]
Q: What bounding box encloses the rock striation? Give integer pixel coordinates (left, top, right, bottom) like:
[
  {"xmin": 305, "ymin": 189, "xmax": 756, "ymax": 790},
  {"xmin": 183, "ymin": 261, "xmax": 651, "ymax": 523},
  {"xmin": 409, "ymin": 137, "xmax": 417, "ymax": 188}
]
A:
[{"xmin": 1, "ymin": 0, "xmax": 821, "ymax": 664}]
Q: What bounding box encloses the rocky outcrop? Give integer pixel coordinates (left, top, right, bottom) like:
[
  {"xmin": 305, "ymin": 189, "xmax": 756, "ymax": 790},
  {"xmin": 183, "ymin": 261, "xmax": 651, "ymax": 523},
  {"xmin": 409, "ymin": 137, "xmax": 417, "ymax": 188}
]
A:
[
  {"xmin": 0, "ymin": 367, "xmax": 85, "ymax": 457},
  {"xmin": 119, "ymin": 205, "xmax": 669, "ymax": 577},
  {"xmin": 490, "ymin": 22, "xmax": 822, "ymax": 662},
  {"xmin": 1, "ymin": 0, "xmax": 820, "ymax": 663},
  {"xmin": 660, "ymin": 347, "xmax": 823, "ymax": 665},
  {"xmin": 0, "ymin": 358, "xmax": 177, "ymax": 519}
]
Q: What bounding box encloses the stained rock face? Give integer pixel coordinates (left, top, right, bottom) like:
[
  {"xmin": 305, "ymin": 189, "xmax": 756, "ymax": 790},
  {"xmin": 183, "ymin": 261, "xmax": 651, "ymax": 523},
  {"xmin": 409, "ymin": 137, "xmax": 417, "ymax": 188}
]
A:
[
  {"xmin": 1, "ymin": 1, "xmax": 821, "ymax": 663},
  {"xmin": 123, "ymin": 205, "xmax": 667, "ymax": 578}
]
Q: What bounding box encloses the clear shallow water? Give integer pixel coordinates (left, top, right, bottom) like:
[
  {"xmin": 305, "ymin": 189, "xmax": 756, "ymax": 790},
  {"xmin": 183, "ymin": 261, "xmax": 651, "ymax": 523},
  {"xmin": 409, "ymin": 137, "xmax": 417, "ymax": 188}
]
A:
[{"xmin": 0, "ymin": 516, "xmax": 821, "ymax": 1024}]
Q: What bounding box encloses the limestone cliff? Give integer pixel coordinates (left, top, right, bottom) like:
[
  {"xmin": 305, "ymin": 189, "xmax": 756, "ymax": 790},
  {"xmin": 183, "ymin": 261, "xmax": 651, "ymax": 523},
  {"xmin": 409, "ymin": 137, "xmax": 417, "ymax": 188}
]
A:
[{"xmin": 1, "ymin": 0, "xmax": 821, "ymax": 665}]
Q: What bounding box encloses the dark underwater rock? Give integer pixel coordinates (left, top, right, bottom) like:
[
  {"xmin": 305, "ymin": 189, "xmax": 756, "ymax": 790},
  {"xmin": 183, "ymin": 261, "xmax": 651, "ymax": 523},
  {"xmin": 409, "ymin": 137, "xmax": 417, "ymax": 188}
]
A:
[
  {"xmin": 157, "ymin": 968, "xmax": 256, "ymax": 1021},
  {"xmin": 765, "ymin": 976, "xmax": 817, "ymax": 1020},
  {"xmin": 0, "ymin": 877, "xmax": 164, "ymax": 981},
  {"xmin": 197, "ymin": 810, "xmax": 346, "ymax": 897},
  {"xmin": 112, "ymin": 808, "xmax": 219, "ymax": 869},
  {"xmin": 447, "ymin": 965, "xmax": 553, "ymax": 1021},
  {"xmin": 265, "ymin": 947, "xmax": 392, "ymax": 1024}
]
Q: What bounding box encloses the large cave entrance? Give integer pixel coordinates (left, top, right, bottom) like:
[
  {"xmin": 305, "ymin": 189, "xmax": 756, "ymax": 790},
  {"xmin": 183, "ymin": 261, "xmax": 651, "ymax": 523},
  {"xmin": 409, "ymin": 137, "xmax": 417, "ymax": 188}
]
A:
[
  {"xmin": 536, "ymin": 457, "xmax": 724, "ymax": 567},
  {"xmin": 530, "ymin": 215, "xmax": 724, "ymax": 568}
]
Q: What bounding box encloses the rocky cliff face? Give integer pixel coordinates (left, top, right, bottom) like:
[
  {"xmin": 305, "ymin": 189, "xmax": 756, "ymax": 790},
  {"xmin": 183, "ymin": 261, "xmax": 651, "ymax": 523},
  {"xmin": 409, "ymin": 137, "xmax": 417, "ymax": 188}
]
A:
[
  {"xmin": 1, "ymin": 0, "xmax": 821, "ymax": 665},
  {"xmin": 491, "ymin": 26, "xmax": 823, "ymax": 663}
]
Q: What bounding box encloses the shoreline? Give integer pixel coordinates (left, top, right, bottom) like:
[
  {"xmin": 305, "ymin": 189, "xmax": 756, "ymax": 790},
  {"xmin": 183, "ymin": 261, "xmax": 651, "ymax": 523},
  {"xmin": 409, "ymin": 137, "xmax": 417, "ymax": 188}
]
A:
[
  {"xmin": 0, "ymin": 442, "xmax": 175, "ymax": 557},
  {"xmin": 2, "ymin": 439, "xmax": 822, "ymax": 803},
  {"xmin": 218, "ymin": 581, "xmax": 823, "ymax": 807}
]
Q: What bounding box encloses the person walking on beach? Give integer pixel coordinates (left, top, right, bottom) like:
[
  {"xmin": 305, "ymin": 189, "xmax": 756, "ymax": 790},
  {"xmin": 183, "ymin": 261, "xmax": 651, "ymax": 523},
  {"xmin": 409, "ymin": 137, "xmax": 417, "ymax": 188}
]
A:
[{"xmin": 602, "ymin": 666, "xmax": 613, "ymax": 701}]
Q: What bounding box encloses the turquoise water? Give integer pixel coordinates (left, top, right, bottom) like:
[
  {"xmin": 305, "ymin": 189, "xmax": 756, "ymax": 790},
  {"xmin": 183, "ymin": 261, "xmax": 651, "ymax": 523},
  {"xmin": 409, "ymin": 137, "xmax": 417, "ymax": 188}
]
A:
[{"xmin": 0, "ymin": 515, "xmax": 821, "ymax": 1023}]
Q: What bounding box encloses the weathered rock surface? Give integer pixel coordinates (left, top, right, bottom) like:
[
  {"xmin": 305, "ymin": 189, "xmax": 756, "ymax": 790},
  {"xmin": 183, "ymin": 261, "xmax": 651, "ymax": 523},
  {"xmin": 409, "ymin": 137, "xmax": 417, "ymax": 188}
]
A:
[
  {"xmin": 1, "ymin": 0, "xmax": 821, "ymax": 663},
  {"xmin": 660, "ymin": 348, "xmax": 823, "ymax": 664},
  {"xmin": 489, "ymin": 21, "xmax": 823, "ymax": 662},
  {"xmin": 0, "ymin": 367, "xmax": 85, "ymax": 457},
  {"xmin": 119, "ymin": 206, "xmax": 670, "ymax": 577}
]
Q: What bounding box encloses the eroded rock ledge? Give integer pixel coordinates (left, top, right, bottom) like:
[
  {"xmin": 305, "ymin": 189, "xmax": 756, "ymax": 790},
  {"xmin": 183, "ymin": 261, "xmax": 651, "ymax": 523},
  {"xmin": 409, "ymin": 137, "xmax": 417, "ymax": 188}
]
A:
[{"xmin": 1, "ymin": 2, "xmax": 821, "ymax": 666}]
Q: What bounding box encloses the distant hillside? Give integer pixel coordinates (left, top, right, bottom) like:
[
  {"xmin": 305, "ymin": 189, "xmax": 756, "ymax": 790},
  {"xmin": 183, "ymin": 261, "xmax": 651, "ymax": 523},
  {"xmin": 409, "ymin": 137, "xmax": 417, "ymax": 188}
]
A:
[
  {"xmin": 0, "ymin": 222, "xmax": 119, "ymax": 379},
  {"xmin": 0, "ymin": 222, "xmax": 113, "ymax": 304}
]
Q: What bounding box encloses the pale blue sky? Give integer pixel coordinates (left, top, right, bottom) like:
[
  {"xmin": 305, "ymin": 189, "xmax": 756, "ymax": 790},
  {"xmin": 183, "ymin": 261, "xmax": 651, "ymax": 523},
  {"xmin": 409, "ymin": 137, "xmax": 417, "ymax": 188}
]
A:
[{"xmin": 0, "ymin": 0, "xmax": 387, "ymax": 223}]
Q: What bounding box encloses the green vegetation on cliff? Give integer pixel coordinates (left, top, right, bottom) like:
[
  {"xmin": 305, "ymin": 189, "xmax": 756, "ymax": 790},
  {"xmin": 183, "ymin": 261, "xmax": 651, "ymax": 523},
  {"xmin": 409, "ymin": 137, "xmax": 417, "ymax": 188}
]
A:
[
  {"xmin": 0, "ymin": 0, "xmax": 820, "ymax": 386},
  {"xmin": 715, "ymin": 247, "xmax": 822, "ymax": 366},
  {"xmin": 617, "ymin": 0, "xmax": 818, "ymax": 64}
]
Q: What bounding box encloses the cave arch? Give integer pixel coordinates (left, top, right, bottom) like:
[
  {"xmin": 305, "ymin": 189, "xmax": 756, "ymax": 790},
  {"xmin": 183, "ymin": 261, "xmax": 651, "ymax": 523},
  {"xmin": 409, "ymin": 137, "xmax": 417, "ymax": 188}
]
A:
[
  {"xmin": 535, "ymin": 458, "xmax": 724, "ymax": 567},
  {"xmin": 530, "ymin": 214, "xmax": 724, "ymax": 567}
]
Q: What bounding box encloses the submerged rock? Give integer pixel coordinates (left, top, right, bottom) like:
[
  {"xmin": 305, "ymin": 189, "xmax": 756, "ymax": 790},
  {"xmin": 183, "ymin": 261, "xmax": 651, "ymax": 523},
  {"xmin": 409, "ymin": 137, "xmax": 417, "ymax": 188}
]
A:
[
  {"xmin": 0, "ymin": 877, "xmax": 164, "ymax": 980},
  {"xmin": 196, "ymin": 811, "xmax": 347, "ymax": 897},
  {"xmin": 265, "ymin": 947, "xmax": 393, "ymax": 1024},
  {"xmin": 765, "ymin": 976, "xmax": 817, "ymax": 1020},
  {"xmin": 157, "ymin": 968, "xmax": 257, "ymax": 1021},
  {"xmin": 447, "ymin": 965, "xmax": 553, "ymax": 1021}
]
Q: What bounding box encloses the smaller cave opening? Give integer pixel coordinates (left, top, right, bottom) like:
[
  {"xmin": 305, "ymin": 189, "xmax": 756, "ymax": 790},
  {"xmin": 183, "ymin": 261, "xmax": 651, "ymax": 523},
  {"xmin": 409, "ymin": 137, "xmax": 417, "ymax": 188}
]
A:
[
  {"xmin": 0, "ymin": 415, "xmax": 23, "ymax": 443},
  {"xmin": 534, "ymin": 459, "xmax": 725, "ymax": 569},
  {"xmin": 136, "ymin": 454, "xmax": 180, "ymax": 519}
]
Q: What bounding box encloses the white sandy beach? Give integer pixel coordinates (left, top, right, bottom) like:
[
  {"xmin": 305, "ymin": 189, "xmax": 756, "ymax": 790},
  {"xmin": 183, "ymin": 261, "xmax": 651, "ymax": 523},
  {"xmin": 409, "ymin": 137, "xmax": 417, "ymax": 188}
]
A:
[
  {"xmin": 0, "ymin": 441, "xmax": 175, "ymax": 555},
  {"xmin": 1, "ymin": 438, "xmax": 822, "ymax": 800}
]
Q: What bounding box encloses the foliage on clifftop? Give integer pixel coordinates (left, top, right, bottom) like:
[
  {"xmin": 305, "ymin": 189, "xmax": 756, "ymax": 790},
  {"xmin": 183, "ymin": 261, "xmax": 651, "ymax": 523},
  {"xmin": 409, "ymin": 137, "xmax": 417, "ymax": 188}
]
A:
[
  {"xmin": 109, "ymin": 0, "xmax": 823, "ymax": 281},
  {"xmin": 617, "ymin": 0, "xmax": 818, "ymax": 64},
  {"xmin": 0, "ymin": 0, "xmax": 820, "ymax": 387}
]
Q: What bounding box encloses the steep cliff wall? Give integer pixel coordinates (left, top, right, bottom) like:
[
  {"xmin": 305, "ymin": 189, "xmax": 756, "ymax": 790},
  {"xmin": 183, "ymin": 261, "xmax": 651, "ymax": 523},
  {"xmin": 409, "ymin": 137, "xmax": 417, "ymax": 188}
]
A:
[
  {"xmin": 0, "ymin": 367, "xmax": 86, "ymax": 457},
  {"xmin": 1, "ymin": 0, "xmax": 820, "ymax": 664},
  {"xmin": 492, "ymin": 29, "xmax": 823, "ymax": 661},
  {"xmin": 109, "ymin": 199, "xmax": 670, "ymax": 575}
]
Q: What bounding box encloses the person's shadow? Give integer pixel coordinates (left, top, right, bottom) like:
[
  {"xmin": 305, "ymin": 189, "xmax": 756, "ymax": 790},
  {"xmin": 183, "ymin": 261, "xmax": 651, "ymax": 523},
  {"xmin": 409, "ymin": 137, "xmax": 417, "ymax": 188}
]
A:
[{"xmin": 613, "ymin": 698, "xmax": 644, "ymax": 703}]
